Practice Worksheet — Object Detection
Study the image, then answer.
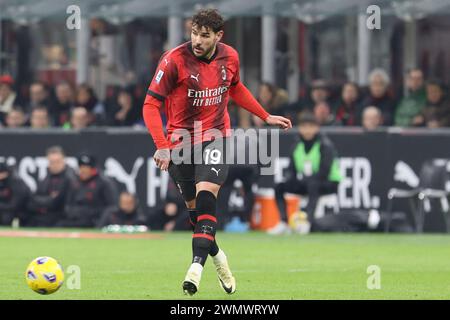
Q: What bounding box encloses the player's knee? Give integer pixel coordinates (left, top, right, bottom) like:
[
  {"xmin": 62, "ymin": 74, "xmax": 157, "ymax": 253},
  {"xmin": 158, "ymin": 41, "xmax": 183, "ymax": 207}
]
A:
[
  {"xmin": 196, "ymin": 190, "xmax": 217, "ymax": 216},
  {"xmin": 196, "ymin": 181, "xmax": 220, "ymax": 197}
]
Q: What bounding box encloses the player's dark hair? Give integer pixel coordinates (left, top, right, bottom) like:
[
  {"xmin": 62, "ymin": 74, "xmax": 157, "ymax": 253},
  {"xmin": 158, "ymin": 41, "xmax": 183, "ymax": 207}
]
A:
[{"xmin": 192, "ymin": 8, "xmax": 224, "ymax": 33}]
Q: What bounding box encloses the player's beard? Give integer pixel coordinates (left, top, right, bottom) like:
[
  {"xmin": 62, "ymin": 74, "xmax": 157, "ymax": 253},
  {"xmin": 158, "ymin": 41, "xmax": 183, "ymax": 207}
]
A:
[{"xmin": 193, "ymin": 43, "xmax": 215, "ymax": 59}]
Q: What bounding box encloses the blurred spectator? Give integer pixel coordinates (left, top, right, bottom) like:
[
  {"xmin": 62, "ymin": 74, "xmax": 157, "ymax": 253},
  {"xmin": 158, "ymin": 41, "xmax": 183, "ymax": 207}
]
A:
[
  {"xmin": 0, "ymin": 159, "xmax": 31, "ymax": 226},
  {"xmin": 394, "ymin": 68, "xmax": 427, "ymax": 127},
  {"xmin": 258, "ymin": 82, "xmax": 278, "ymax": 110},
  {"xmin": 97, "ymin": 192, "xmax": 146, "ymax": 228},
  {"xmin": 149, "ymin": 181, "xmax": 190, "ymax": 231},
  {"xmin": 252, "ymin": 82, "xmax": 288, "ymax": 127},
  {"xmin": 30, "ymin": 106, "xmax": 50, "ymax": 129},
  {"xmin": 161, "ymin": 202, "xmax": 186, "ymax": 231},
  {"xmin": 418, "ymin": 80, "xmax": 450, "ymax": 128},
  {"xmin": 105, "ymin": 88, "xmax": 140, "ymax": 126},
  {"xmin": 52, "ymin": 82, "xmax": 75, "ymax": 126},
  {"xmin": 1, "ymin": 70, "xmax": 447, "ymax": 131},
  {"xmin": 218, "ymin": 134, "xmax": 259, "ymax": 231},
  {"xmin": 67, "ymin": 106, "xmax": 90, "ymax": 129},
  {"xmin": 310, "ymin": 79, "xmax": 330, "ymax": 105},
  {"xmin": 5, "ymin": 107, "xmax": 26, "ymax": 128},
  {"xmin": 76, "ymin": 84, "xmax": 105, "ymax": 124},
  {"xmin": 270, "ymin": 111, "xmax": 341, "ymax": 235},
  {"xmin": 228, "ymin": 100, "xmax": 251, "ymax": 128},
  {"xmin": 0, "ymin": 75, "xmax": 18, "ymax": 125},
  {"xmin": 219, "ymin": 170, "xmax": 258, "ymax": 232},
  {"xmin": 335, "ymin": 82, "xmax": 361, "ymax": 126},
  {"xmin": 29, "ymin": 81, "xmax": 52, "ymax": 111},
  {"xmin": 58, "ymin": 153, "xmax": 118, "ymax": 228},
  {"xmin": 279, "ymin": 79, "xmax": 331, "ymax": 126},
  {"xmin": 362, "ymin": 106, "xmax": 383, "ymax": 131},
  {"xmin": 361, "ymin": 68, "xmax": 396, "ymax": 125},
  {"xmin": 426, "ymin": 81, "xmax": 447, "ymax": 108},
  {"xmin": 27, "ymin": 146, "xmax": 76, "ymax": 227},
  {"xmin": 183, "ymin": 18, "xmax": 193, "ymax": 42},
  {"xmin": 314, "ymin": 101, "xmax": 335, "ymax": 126}
]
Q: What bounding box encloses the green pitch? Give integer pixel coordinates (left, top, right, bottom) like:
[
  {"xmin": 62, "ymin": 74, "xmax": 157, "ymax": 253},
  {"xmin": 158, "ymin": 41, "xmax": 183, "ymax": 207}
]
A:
[{"xmin": 1, "ymin": 230, "xmax": 450, "ymax": 300}]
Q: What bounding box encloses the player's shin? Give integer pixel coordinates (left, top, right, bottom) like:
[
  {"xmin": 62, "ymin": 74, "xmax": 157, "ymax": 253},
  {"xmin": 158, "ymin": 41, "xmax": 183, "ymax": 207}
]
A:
[
  {"xmin": 188, "ymin": 208, "xmax": 219, "ymax": 256},
  {"xmin": 191, "ymin": 191, "xmax": 217, "ymax": 266}
]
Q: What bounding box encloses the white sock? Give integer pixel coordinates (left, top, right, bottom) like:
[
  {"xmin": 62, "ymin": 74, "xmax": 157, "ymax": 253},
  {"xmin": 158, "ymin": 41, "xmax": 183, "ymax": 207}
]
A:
[
  {"xmin": 189, "ymin": 262, "xmax": 203, "ymax": 274},
  {"xmin": 212, "ymin": 249, "xmax": 227, "ymax": 265}
]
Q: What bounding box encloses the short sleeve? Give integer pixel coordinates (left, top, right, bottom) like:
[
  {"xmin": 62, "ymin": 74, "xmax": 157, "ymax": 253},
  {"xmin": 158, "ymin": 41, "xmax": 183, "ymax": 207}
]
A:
[{"xmin": 147, "ymin": 53, "xmax": 178, "ymax": 101}]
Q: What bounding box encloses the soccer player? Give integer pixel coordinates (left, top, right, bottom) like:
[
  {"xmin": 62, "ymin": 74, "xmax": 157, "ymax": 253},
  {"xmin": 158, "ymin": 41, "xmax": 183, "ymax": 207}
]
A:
[{"xmin": 143, "ymin": 8, "xmax": 292, "ymax": 296}]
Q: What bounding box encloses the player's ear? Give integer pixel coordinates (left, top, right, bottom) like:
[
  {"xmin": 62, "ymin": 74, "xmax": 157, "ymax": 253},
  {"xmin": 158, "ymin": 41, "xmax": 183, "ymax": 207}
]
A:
[{"xmin": 215, "ymin": 30, "xmax": 224, "ymax": 42}]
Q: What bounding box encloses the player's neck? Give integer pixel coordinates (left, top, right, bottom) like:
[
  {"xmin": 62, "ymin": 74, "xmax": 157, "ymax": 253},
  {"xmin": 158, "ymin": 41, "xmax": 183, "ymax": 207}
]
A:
[
  {"xmin": 205, "ymin": 45, "xmax": 217, "ymax": 60},
  {"xmin": 188, "ymin": 42, "xmax": 219, "ymax": 64}
]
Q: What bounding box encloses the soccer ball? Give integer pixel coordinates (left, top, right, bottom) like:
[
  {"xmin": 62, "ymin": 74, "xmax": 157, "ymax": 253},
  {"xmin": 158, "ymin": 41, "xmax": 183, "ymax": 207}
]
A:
[
  {"xmin": 288, "ymin": 211, "xmax": 311, "ymax": 234},
  {"xmin": 25, "ymin": 257, "xmax": 64, "ymax": 295}
]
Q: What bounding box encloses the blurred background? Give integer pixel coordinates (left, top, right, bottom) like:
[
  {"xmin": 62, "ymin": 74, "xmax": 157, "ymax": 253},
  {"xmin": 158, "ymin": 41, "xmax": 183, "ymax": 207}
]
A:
[{"xmin": 1, "ymin": 0, "xmax": 450, "ymax": 234}]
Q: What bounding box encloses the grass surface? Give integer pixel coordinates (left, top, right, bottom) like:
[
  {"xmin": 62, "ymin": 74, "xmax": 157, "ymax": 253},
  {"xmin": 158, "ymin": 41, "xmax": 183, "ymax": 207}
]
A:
[{"xmin": 1, "ymin": 230, "xmax": 450, "ymax": 300}]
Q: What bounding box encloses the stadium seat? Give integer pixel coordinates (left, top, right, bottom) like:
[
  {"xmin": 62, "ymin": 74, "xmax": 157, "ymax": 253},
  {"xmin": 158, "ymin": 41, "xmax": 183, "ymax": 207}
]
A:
[{"xmin": 385, "ymin": 159, "xmax": 450, "ymax": 233}]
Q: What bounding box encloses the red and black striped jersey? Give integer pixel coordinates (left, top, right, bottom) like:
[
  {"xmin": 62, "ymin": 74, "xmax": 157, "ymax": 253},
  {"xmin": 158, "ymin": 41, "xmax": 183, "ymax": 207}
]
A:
[{"xmin": 147, "ymin": 41, "xmax": 240, "ymax": 146}]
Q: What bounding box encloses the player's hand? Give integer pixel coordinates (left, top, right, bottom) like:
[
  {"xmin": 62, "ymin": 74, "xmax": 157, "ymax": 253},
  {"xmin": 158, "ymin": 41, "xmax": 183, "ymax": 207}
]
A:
[
  {"xmin": 265, "ymin": 115, "xmax": 292, "ymax": 130},
  {"xmin": 153, "ymin": 148, "xmax": 171, "ymax": 171}
]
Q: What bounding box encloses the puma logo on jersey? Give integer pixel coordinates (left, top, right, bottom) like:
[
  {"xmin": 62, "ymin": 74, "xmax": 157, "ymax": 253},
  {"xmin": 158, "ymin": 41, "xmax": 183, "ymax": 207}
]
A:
[
  {"xmin": 190, "ymin": 73, "xmax": 200, "ymax": 82},
  {"xmin": 164, "ymin": 58, "xmax": 169, "ymax": 66},
  {"xmin": 211, "ymin": 167, "xmax": 221, "ymax": 176}
]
